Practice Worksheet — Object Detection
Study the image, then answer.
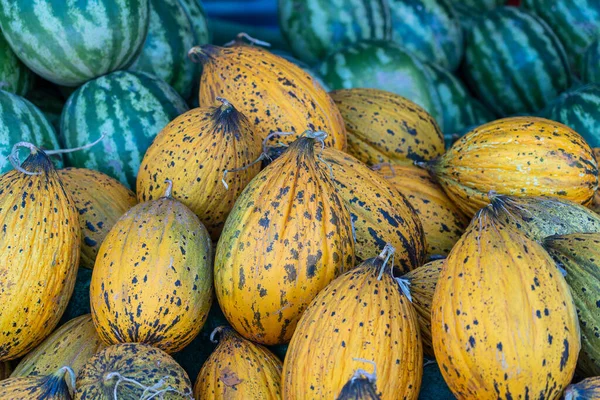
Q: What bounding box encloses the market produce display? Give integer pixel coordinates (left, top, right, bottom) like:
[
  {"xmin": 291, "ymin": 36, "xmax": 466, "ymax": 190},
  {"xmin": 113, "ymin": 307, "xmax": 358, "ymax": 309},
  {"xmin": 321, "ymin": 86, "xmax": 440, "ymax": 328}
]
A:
[{"xmin": 1, "ymin": 0, "xmax": 600, "ymax": 399}]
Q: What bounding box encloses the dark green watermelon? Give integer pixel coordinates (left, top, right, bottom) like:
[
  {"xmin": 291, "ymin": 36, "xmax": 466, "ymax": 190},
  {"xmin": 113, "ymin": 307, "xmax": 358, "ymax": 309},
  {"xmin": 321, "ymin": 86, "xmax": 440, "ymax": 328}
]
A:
[
  {"xmin": 0, "ymin": 0, "xmax": 149, "ymax": 87},
  {"xmin": 0, "ymin": 30, "xmax": 33, "ymax": 96},
  {"xmin": 60, "ymin": 71, "xmax": 189, "ymax": 189},
  {"xmin": 388, "ymin": 0, "xmax": 463, "ymax": 71},
  {"xmin": 319, "ymin": 40, "xmax": 442, "ymax": 124},
  {"xmin": 522, "ymin": 0, "xmax": 600, "ymax": 74},
  {"xmin": 26, "ymin": 81, "xmax": 65, "ymax": 132},
  {"xmin": 130, "ymin": 0, "xmax": 209, "ymax": 99},
  {"xmin": 449, "ymin": 0, "xmax": 503, "ymax": 11},
  {"xmin": 58, "ymin": 267, "xmax": 93, "ymax": 326},
  {"xmin": 582, "ymin": 39, "xmax": 600, "ymax": 85},
  {"xmin": 463, "ymin": 7, "xmax": 571, "ymax": 116},
  {"xmin": 539, "ymin": 83, "xmax": 600, "ymax": 148},
  {"xmin": 278, "ymin": 0, "xmax": 392, "ymax": 65},
  {"xmin": 424, "ymin": 61, "xmax": 495, "ymax": 135},
  {"xmin": 0, "ymin": 90, "xmax": 62, "ymax": 173}
]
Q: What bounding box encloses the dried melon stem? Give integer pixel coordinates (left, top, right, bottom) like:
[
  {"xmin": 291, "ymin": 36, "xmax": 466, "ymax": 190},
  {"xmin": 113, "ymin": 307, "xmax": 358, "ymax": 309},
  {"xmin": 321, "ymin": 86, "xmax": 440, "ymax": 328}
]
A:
[
  {"xmin": 104, "ymin": 371, "xmax": 192, "ymax": 400},
  {"xmin": 223, "ymin": 32, "xmax": 271, "ymax": 48},
  {"xmin": 376, "ymin": 243, "xmax": 395, "ymax": 281},
  {"xmin": 57, "ymin": 366, "xmax": 76, "ymax": 397},
  {"xmin": 163, "ymin": 179, "xmax": 173, "ymax": 198},
  {"xmin": 350, "ymin": 358, "xmax": 377, "ymax": 384},
  {"xmin": 209, "ymin": 325, "xmax": 233, "ymax": 344},
  {"xmin": 8, "ymin": 135, "xmax": 105, "ymax": 176}
]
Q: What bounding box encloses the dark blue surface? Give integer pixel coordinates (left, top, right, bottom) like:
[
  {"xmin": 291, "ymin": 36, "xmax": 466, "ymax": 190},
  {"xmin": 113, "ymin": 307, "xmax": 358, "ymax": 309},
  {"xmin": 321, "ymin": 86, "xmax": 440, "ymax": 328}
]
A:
[{"xmin": 204, "ymin": 0, "xmax": 278, "ymax": 27}]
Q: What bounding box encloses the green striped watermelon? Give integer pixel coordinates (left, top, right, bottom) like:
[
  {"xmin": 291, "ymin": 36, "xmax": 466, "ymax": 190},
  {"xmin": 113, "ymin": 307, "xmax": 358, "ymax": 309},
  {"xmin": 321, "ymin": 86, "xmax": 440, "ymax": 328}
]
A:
[
  {"xmin": 0, "ymin": 90, "xmax": 62, "ymax": 173},
  {"xmin": 278, "ymin": 0, "xmax": 391, "ymax": 65},
  {"xmin": 130, "ymin": 0, "xmax": 209, "ymax": 99},
  {"xmin": 0, "ymin": 0, "xmax": 149, "ymax": 87},
  {"xmin": 539, "ymin": 83, "xmax": 600, "ymax": 148},
  {"xmin": 582, "ymin": 39, "xmax": 600, "ymax": 84},
  {"xmin": 319, "ymin": 40, "xmax": 443, "ymax": 124},
  {"xmin": 423, "ymin": 62, "xmax": 495, "ymax": 135},
  {"xmin": 388, "ymin": 0, "xmax": 463, "ymax": 71},
  {"xmin": 0, "ymin": 30, "xmax": 33, "ymax": 96},
  {"xmin": 60, "ymin": 71, "xmax": 189, "ymax": 189},
  {"xmin": 450, "ymin": 0, "xmax": 503, "ymax": 11},
  {"xmin": 179, "ymin": 0, "xmax": 210, "ymax": 45},
  {"xmin": 463, "ymin": 7, "xmax": 571, "ymax": 116},
  {"xmin": 522, "ymin": 0, "xmax": 600, "ymax": 74},
  {"xmin": 451, "ymin": 3, "xmax": 482, "ymax": 33}
]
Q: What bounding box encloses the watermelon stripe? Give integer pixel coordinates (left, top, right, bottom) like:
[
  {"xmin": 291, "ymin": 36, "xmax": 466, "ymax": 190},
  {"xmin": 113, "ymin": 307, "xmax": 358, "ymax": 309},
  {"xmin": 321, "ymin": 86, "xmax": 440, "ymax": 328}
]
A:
[
  {"xmin": 540, "ymin": 83, "xmax": 600, "ymax": 147},
  {"xmin": 60, "ymin": 71, "xmax": 188, "ymax": 189},
  {"xmin": 0, "ymin": 90, "xmax": 62, "ymax": 173},
  {"xmin": 130, "ymin": 0, "xmax": 201, "ymax": 99},
  {"xmin": 0, "ymin": 0, "xmax": 149, "ymax": 87},
  {"xmin": 0, "ymin": 31, "xmax": 33, "ymax": 96},
  {"xmin": 388, "ymin": 0, "xmax": 464, "ymax": 71},
  {"xmin": 582, "ymin": 39, "xmax": 600, "ymax": 85},
  {"xmin": 450, "ymin": 0, "xmax": 504, "ymax": 11},
  {"xmin": 522, "ymin": 0, "xmax": 600, "ymax": 72},
  {"xmin": 464, "ymin": 7, "xmax": 571, "ymax": 116},
  {"xmin": 278, "ymin": 0, "xmax": 391, "ymax": 65}
]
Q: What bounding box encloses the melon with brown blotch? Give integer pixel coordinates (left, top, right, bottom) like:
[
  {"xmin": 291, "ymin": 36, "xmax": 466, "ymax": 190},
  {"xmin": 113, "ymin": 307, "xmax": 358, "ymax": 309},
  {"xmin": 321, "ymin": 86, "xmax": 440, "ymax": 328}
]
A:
[
  {"xmin": 189, "ymin": 43, "xmax": 347, "ymax": 149},
  {"xmin": 11, "ymin": 314, "xmax": 104, "ymax": 378},
  {"xmin": 0, "ymin": 367, "xmax": 75, "ymax": 399},
  {"xmin": 431, "ymin": 206, "xmax": 580, "ymax": 399},
  {"xmin": 0, "ymin": 144, "xmax": 80, "ymax": 361},
  {"xmin": 374, "ymin": 163, "xmax": 468, "ymax": 257},
  {"xmin": 58, "ymin": 168, "xmax": 136, "ymax": 269},
  {"xmin": 214, "ymin": 133, "xmax": 355, "ymax": 345},
  {"xmin": 402, "ymin": 259, "xmax": 444, "ymax": 357},
  {"xmin": 424, "ymin": 116, "xmax": 598, "ymax": 216},
  {"xmin": 330, "ymin": 88, "xmax": 444, "ymax": 166},
  {"xmin": 193, "ymin": 326, "xmax": 282, "ymax": 399},
  {"xmin": 75, "ymin": 342, "xmax": 193, "ymax": 399},
  {"xmin": 282, "ymin": 245, "xmax": 422, "ymax": 400},
  {"xmin": 320, "ymin": 148, "xmax": 426, "ymax": 270},
  {"xmin": 136, "ymin": 98, "xmax": 262, "ymax": 241},
  {"xmin": 90, "ymin": 181, "xmax": 213, "ymax": 353}
]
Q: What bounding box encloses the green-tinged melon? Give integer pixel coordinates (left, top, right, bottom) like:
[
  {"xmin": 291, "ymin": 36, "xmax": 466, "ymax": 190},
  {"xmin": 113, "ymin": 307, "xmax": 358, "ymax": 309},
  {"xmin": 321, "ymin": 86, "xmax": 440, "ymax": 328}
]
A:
[
  {"xmin": 539, "ymin": 83, "xmax": 600, "ymax": 147},
  {"xmin": 319, "ymin": 40, "xmax": 442, "ymax": 124},
  {"xmin": 130, "ymin": 0, "xmax": 209, "ymax": 99},
  {"xmin": 60, "ymin": 71, "xmax": 189, "ymax": 189},
  {"xmin": 388, "ymin": 0, "xmax": 463, "ymax": 71},
  {"xmin": 0, "ymin": 0, "xmax": 149, "ymax": 87},
  {"xmin": 522, "ymin": 0, "xmax": 600, "ymax": 74},
  {"xmin": 278, "ymin": 0, "xmax": 391, "ymax": 65},
  {"xmin": 0, "ymin": 90, "xmax": 61, "ymax": 173},
  {"xmin": 463, "ymin": 7, "xmax": 571, "ymax": 116},
  {"xmin": 544, "ymin": 233, "xmax": 600, "ymax": 376},
  {"xmin": 0, "ymin": 30, "xmax": 32, "ymax": 96}
]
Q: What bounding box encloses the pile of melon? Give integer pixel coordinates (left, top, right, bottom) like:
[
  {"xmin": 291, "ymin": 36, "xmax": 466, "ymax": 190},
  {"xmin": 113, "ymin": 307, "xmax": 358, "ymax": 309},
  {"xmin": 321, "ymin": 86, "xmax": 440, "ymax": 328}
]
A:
[{"xmin": 0, "ymin": 0, "xmax": 600, "ymax": 399}]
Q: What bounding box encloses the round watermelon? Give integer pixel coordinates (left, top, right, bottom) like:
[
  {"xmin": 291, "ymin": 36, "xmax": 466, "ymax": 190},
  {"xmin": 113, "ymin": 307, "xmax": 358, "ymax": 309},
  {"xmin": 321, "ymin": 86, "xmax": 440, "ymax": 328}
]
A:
[
  {"xmin": 60, "ymin": 71, "xmax": 189, "ymax": 189},
  {"xmin": 0, "ymin": 0, "xmax": 150, "ymax": 87},
  {"xmin": 539, "ymin": 83, "xmax": 600, "ymax": 148},
  {"xmin": 319, "ymin": 40, "xmax": 442, "ymax": 123},
  {"xmin": 0, "ymin": 90, "xmax": 62, "ymax": 173},
  {"xmin": 0, "ymin": 31, "xmax": 33, "ymax": 96},
  {"xmin": 463, "ymin": 7, "xmax": 571, "ymax": 116},
  {"xmin": 452, "ymin": 3, "xmax": 483, "ymax": 33},
  {"xmin": 522, "ymin": 0, "xmax": 600, "ymax": 75},
  {"xmin": 424, "ymin": 62, "xmax": 495, "ymax": 135},
  {"xmin": 388, "ymin": 0, "xmax": 463, "ymax": 71},
  {"xmin": 582, "ymin": 39, "xmax": 600, "ymax": 85},
  {"xmin": 278, "ymin": 0, "xmax": 392, "ymax": 65},
  {"xmin": 130, "ymin": 0, "xmax": 209, "ymax": 99}
]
